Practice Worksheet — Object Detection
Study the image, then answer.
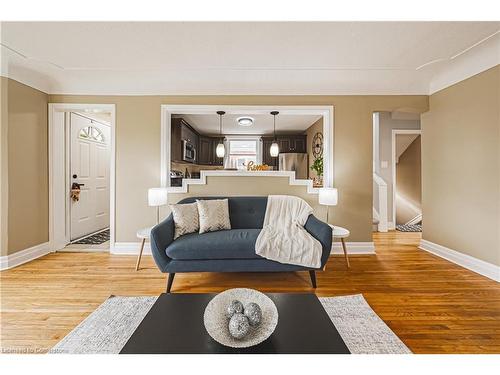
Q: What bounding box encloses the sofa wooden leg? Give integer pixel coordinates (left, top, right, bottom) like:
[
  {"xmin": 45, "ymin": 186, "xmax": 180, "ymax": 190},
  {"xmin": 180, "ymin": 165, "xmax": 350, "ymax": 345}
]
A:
[
  {"xmin": 166, "ymin": 273, "xmax": 175, "ymax": 293},
  {"xmin": 309, "ymin": 270, "xmax": 317, "ymax": 289}
]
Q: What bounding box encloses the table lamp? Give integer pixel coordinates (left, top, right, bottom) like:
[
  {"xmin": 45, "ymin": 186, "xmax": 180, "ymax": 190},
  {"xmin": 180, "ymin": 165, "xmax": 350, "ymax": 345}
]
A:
[
  {"xmin": 319, "ymin": 187, "xmax": 338, "ymax": 223},
  {"xmin": 148, "ymin": 187, "xmax": 168, "ymax": 224}
]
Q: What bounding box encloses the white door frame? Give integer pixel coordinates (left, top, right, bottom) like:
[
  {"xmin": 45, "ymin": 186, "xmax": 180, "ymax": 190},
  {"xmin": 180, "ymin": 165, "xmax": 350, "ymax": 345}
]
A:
[
  {"xmin": 48, "ymin": 103, "xmax": 116, "ymax": 252},
  {"xmin": 391, "ymin": 129, "xmax": 421, "ymax": 227},
  {"xmin": 160, "ymin": 105, "xmax": 335, "ymax": 188}
]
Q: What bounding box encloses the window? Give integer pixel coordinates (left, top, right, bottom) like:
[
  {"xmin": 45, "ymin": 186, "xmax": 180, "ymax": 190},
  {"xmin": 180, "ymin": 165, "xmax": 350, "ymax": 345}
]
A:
[
  {"xmin": 79, "ymin": 125, "xmax": 105, "ymax": 143},
  {"xmin": 227, "ymin": 139, "xmax": 260, "ymax": 170}
]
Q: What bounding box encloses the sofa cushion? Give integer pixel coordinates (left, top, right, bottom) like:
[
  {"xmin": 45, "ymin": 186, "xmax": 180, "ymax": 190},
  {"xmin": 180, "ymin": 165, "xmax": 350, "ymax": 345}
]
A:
[{"xmin": 165, "ymin": 229, "xmax": 262, "ymax": 260}]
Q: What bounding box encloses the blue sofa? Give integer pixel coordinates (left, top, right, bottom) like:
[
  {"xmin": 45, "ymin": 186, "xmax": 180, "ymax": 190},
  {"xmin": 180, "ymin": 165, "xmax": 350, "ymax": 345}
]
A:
[{"xmin": 150, "ymin": 196, "xmax": 332, "ymax": 292}]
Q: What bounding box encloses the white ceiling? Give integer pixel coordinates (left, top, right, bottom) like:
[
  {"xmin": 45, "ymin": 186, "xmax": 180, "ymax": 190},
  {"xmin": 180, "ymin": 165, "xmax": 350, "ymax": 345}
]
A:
[
  {"xmin": 176, "ymin": 113, "xmax": 322, "ymax": 135},
  {"xmin": 1, "ymin": 22, "xmax": 499, "ymax": 95}
]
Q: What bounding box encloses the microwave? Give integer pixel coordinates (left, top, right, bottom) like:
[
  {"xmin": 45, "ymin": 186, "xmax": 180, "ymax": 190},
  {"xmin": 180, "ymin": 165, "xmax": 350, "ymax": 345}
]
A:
[{"xmin": 182, "ymin": 140, "xmax": 196, "ymax": 163}]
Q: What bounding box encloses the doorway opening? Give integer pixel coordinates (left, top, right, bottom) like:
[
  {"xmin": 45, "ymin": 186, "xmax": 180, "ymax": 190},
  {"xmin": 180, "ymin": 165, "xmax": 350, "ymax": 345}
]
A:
[
  {"xmin": 372, "ymin": 111, "xmax": 422, "ymax": 233},
  {"xmin": 160, "ymin": 105, "xmax": 334, "ymax": 190},
  {"xmin": 49, "ymin": 104, "xmax": 115, "ymax": 252},
  {"xmin": 392, "ymin": 130, "xmax": 422, "ymax": 232}
]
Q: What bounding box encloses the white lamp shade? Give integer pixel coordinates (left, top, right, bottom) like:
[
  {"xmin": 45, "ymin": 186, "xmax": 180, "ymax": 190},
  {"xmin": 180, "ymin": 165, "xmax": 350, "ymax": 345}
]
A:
[
  {"xmin": 319, "ymin": 187, "xmax": 338, "ymax": 206},
  {"xmin": 148, "ymin": 187, "xmax": 168, "ymax": 207},
  {"xmin": 216, "ymin": 142, "xmax": 225, "ymax": 158},
  {"xmin": 270, "ymin": 142, "xmax": 279, "ymax": 157}
]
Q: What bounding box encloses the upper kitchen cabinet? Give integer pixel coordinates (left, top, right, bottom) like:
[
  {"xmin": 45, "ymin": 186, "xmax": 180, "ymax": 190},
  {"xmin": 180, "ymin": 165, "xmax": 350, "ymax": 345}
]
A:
[
  {"xmin": 289, "ymin": 135, "xmax": 307, "ymax": 153},
  {"xmin": 198, "ymin": 136, "xmax": 213, "ymax": 165},
  {"xmin": 198, "ymin": 136, "xmax": 224, "ymax": 165},
  {"xmin": 171, "ymin": 118, "xmax": 199, "ymax": 163},
  {"xmin": 280, "ymin": 135, "xmax": 306, "ymax": 153},
  {"xmin": 263, "ymin": 135, "xmax": 307, "ymax": 155}
]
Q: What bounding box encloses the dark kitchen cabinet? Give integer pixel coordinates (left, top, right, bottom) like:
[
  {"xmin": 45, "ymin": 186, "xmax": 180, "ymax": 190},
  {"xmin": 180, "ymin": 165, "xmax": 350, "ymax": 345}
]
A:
[
  {"xmin": 171, "ymin": 118, "xmax": 199, "ymax": 163},
  {"xmin": 289, "ymin": 135, "xmax": 307, "ymax": 153},
  {"xmin": 171, "ymin": 119, "xmax": 183, "ymax": 162},
  {"xmin": 279, "ymin": 138, "xmax": 291, "ymax": 153},
  {"xmin": 281, "ymin": 135, "xmax": 307, "ymax": 153},
  {"xmin": 180, "ymin": 122, "xmax": 198, "ymax": 145},
  {"xmin": 198, "ymin": 136, "xmax": 224, "ymax": 166},
  {"xmin": 262, "ymin": 135, "xmax": 307, "ymax": 161},
  {"xmin": 198, "ymin": 136, "xmax": 213, "ymax": 165}
]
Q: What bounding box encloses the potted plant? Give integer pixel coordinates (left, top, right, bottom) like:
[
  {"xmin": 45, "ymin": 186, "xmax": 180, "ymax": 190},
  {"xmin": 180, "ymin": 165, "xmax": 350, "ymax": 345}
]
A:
[{"xmin": 310, "ymin": 156, "xmax": 323, "ymax": 186}]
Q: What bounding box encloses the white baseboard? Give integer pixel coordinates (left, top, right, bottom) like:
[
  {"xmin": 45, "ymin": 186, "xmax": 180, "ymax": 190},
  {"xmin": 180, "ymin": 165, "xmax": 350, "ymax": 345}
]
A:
[
  {"xmin": 112, "ymin": 242, "xmax": 151, "ymax": 255},
  {"xmin": 0, "ymin": 242, "xmax": 53, "ymax": 271},
  {"xmin": 331, "ymin": 241, "xmax": 376, "ymax": 255},
  {"xmin": 419, "ymin": 239, "xmax": 500, "ymax": 282}
]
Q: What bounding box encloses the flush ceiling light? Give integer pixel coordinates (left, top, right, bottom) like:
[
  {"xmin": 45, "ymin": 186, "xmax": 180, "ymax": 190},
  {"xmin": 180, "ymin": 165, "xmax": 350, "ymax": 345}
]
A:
[
  {"xmin": 270, "ymin": 111, "xmax": 280, "ymax": 157},
  {"xmin": 216, "ymin": 111, "xmax": 226, "ymax": 158},
  {"xmin": 237, "ymin": 116, "xmax": 254, "ymax": 127}
]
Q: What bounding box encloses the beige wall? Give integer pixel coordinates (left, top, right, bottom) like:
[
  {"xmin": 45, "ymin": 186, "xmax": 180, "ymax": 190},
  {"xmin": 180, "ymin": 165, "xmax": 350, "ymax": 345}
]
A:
[
  {"xmin": 49, "ymin": 94, "xmax": 428, "ymax": 243},
  {"xmin": 421, "ymin": 65, "xmax": 500, "ymax": 266},
  {"xmin": 3, "ymin": 78, "xmax": 49, "ymax": 255},
  {"xmin": 396, "ymin": 136, "xmax": 421, "ymax": 225},
  {"xmin": 304, "ymin": 117, "xmax": 323, "ymax": 181},
  {"xmin": 168, "ymin": 176, "xmax": 326, "ymax": 218},
  {"xmin": 0, "ymin": 78, "xmax": 8, "ymax": 255}
]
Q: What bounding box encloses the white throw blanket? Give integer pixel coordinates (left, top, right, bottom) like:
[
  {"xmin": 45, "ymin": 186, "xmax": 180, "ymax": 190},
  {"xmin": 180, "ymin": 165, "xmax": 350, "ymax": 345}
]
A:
[{"xmin": 255, "ymin": 195, "xmax": 322, "ymax": 268}]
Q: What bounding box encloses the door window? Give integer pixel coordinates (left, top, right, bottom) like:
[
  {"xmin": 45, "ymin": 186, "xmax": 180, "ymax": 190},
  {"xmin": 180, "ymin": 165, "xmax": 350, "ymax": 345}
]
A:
[{"xmin": 79, "ymin": 125, "xmax": 106, "ymax": 144}]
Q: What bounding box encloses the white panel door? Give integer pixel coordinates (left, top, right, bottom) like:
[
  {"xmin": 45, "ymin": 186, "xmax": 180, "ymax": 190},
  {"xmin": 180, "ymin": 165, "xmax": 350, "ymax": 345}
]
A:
[{"xmin": 70, "ymin": 113, "xmax": 110, "ymax": 240}]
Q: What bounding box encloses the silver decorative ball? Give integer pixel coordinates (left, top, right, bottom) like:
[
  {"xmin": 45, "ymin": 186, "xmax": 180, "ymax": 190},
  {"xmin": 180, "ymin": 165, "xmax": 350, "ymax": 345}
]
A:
[
  {"xmin": 244, "ymin": 302, "xmax": 262, "ymax": 327},
  {"xmin": 228, "ymin": 313, "xmax": 250, "ymax": 339},
  {"xmin": 226, "ymin": 300, "xmax": 244, "ymax": 318}
]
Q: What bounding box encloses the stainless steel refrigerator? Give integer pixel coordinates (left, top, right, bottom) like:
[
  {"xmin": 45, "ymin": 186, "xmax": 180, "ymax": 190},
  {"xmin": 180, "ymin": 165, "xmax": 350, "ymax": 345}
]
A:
[{"xmin": 279, "ymin": 153, "xmax": 308, "ymax": 179}]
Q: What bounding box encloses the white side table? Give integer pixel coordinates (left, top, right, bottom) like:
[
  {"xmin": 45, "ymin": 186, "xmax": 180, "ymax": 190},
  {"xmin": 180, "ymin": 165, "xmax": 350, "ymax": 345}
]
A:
[
  {"xmin": 329, "ymin": 224, "xmax": 350, "ymax": 268},
  {"xmin": 136, "ymin": 227, "xmax": 152, "ymax": 271}
]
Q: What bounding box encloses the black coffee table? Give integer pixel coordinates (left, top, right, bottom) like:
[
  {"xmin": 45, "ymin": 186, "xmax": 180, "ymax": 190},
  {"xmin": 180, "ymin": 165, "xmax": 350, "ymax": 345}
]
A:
[{"xmin": 120, "ymin": 293, "xmax": 349, "ymax": 354}]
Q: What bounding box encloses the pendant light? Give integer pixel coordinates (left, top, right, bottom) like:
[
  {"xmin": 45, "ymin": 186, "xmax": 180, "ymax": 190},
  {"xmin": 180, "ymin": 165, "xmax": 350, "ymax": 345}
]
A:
[
  {"xmin": 270, "ymin": 111, "xmax": 280, "ymax": 157},
  {"xmin": 216, "ymin": 110, "xmax": 226, "ymax": 158}
]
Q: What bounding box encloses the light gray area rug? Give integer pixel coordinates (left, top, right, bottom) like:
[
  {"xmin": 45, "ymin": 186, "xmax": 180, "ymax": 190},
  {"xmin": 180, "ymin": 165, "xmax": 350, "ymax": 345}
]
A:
[
  {"xmin": 50, "ymin": 294, "xmax": 411, "ymax": 354},
  {"xmin": 319, "ymin": 294, "xmax": 411, "ymax": 354},
  {"xmin": 50, "ymin": 296, "xmax": 157, "ymax": 354}
]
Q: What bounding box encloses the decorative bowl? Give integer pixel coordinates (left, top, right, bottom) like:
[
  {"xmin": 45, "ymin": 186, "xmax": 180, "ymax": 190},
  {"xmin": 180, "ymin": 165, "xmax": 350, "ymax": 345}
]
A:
[{"xmin": 203, "ymin": 288, "xmax": 279, "ymax": 348}]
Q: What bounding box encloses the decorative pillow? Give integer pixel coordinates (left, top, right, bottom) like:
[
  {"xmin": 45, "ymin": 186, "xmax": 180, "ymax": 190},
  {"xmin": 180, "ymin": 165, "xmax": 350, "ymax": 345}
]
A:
[
  {"xmin": 197, "ymin": 199, "xmax": 231, "ymax": 234},
  {"xmin": 169, "ymin": 202, "xmax": 199, "ymax": 239}
]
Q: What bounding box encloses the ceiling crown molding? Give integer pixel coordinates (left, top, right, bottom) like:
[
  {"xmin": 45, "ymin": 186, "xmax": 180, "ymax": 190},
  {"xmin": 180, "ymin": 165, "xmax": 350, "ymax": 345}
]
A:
[
  {"xmin": 1, "ymin": 23, "xmax": 499, "ymax": 96},
  {"xmin": 428, "ymin": 32, "xmax": 500, "ymax": 94}
]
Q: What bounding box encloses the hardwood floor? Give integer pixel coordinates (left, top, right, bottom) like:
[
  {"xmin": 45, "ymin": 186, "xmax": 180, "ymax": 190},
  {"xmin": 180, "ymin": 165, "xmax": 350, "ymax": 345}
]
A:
[{"xmin": 1, "ymin": 231, "xmax": 499, "ymax": 354}]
